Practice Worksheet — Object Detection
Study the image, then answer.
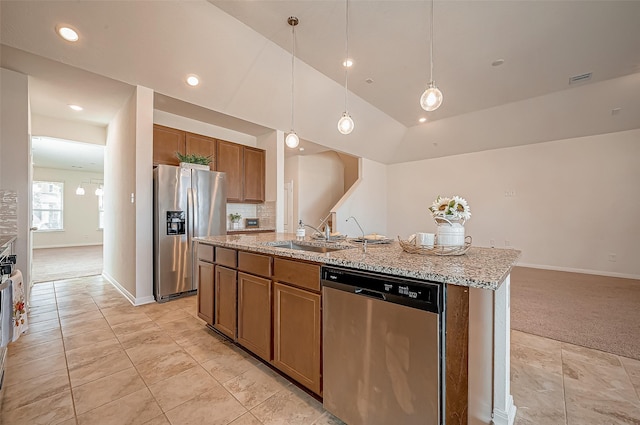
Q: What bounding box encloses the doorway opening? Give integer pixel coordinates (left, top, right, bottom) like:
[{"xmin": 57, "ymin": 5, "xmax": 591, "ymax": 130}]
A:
[{"xmin": 31, "ymin": 136, "xmax": 105, "ymax": 284}]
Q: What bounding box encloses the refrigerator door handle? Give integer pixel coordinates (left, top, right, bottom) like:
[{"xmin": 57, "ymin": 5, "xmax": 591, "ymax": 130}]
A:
[{"xmin": 187, "ymin": 187, "xmax": 194, "ymax": 246}]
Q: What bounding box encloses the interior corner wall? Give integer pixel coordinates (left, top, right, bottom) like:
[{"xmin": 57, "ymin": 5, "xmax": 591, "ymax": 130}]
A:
[
  {"xmin": 0, "ymin": 67, "xmax": 31, "ymax": 287},
  {"xmin": 104, "ymin": 89, "xmax": 138, "ymax": 300},
  {"xmin": 32, "ymin": 114, "xmax": 107, "ymax": 145},
  {"xmin": 257, "ymin": 130, "xmax": 285, "ymax": 232},
  {"xmin": 387, "ymin": 129, "xmax": 640, "ymax": 278},
  {"xmin": 284, "ymin": 155, "xmax": 300, "ymax": 231},
  {"xmin": 135, "ymin": 86, "xmax": 154, "ymax": 304},
  {"xmin": 337, "ymin": 152, "xmax": 360, "ymax": 193},
  {"xmin": 335, "ymin": 158, "xmax": 388, "ymax": 237},
  {"xmin": 153, "ymin": 110, "xmax": 257, "ymax": 147},
  {"xmin": 32, "ymin": 167, "xmax": 104, "ymax": 248},
  {"xmin": 297, "ymin": 152, "xmax": 345, "ymax": 232}
]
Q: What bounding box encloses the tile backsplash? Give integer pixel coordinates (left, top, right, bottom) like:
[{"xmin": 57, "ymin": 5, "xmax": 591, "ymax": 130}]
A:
[
  {"xmin": 226, "ymin": 201, "xmax": 276, "ymax": 230},
  {"xmin": 0, "ymin": 190, "xmax": 18, "ymax": 235}
]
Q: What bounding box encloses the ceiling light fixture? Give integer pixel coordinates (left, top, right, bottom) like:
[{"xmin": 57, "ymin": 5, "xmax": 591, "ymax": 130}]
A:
[
  {"xmin": 186, "ymin": 74, "xmax": 200, "ymax": 87},
  {"xmin": 343, "ymin": 59, "xmax": 353, "ymax": 68},
  {"xmin": 57, "ymin": 25, "xmax": 79, "ymax": 42},
  {"xmin": 68, "ymin": 104, "xmax": 83, "ymax": 111},
  {"xmin": 420, "ymin": 0, "xmax": 443, "ymax": 112},
  {"xmin": 285, "ymin": 16, "xmax": 300, "ymax": 149},
  {"xmin": 419, "ymin": 117, "xmax": 427, "ymax": 123},
  {"xmin": 337, "ymin": 0, "xmax": 354, "ymax": 135},
  {"xmin": 492, "ymin": 59, "xmax": 505, "ymax": 67}
]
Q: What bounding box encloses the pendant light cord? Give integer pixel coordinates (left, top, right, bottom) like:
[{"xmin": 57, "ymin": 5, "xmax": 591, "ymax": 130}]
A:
[
  {"xmin": 344, "ymin": 0, "xmax": 349, "ymax": 111},
  {"xmin": 291, "ymin": 23, "xmax": 296, "ymax": 130},
  {"xmin": 430, "ymin": 0, "xmax": 434, "ymax": 83}
]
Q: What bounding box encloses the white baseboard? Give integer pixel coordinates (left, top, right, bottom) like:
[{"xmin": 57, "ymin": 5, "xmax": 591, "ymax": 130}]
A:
[
  {"xmin": 33, "ymin": 243, "xmax": 103, "ymax": 249},
  {"xmin": 516, "ymin": 262, "xmax": 639, "ymax": 280},
  {"xmin": 101, "ymin": 272, "xmax": 157, "ymax": 306}
]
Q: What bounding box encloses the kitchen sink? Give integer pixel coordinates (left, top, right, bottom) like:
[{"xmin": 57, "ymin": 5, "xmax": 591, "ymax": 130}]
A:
[{"xmin": 268, "ymin": 241, "xmax": 348, "ymax": 253}]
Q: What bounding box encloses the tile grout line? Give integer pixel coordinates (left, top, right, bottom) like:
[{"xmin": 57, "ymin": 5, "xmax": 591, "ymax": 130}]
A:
[
  {"xmin": 559, "ymin": 344, "xmax": 569, "ymax": 425},
  {"xmin": 618, "ymin": 355, "xmax": 640, "ymax": 404}
]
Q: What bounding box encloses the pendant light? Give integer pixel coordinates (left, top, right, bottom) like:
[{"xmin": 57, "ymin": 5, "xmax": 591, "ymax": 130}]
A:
[
  {"xmin": 337, "ymin": 0, "xmax": 354, "ymax": 135},
  {"xmin": 285, "ymin": 16, "xmax": 300, "ymax": 149},
  {"xmin": 420, "ymin": 0, "xmax": 443, "ymax": 112},
  {"xmin": 75, "ymin": 184, "xmax": 85, "ymax": 196}
]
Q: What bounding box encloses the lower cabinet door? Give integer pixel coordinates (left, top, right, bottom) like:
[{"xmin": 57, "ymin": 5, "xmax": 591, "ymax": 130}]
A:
[
  {"xmin": 214, "ymin": 265, "xmax": 237, "ymax": 340},
  {"xmin": 196, "ymin": 261, "xmax": 214, "ymax": 325},
  {"xmin": 272, "ymin": 282, "xmax": 322, "ymax": 395},
  {"xmin": 237, "ymin": 272, "xmax": 272, "ymax": 362}
]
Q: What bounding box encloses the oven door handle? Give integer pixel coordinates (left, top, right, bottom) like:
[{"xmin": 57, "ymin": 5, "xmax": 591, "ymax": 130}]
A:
[{"xmin": 354, "ymin": 287, "xmax": 386, "ymax": 301}]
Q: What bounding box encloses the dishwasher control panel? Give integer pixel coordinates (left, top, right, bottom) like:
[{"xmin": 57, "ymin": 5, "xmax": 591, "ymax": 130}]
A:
[{"xmin": 322, "ymin": 267, "xmax": 442, "ymax": 313}]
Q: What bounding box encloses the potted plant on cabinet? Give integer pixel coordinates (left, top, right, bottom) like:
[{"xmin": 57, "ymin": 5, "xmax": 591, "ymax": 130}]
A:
[
  {"xmin": 176, "ymin": 152, "xmax": 212, "ymax": 170},
  {"xmin": 229, "ymin": 213, "xmax": 242, "ymax": 230}
]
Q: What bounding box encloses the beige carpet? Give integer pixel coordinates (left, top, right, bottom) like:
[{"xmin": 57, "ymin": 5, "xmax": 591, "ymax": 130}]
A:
[
  {"xmin": 32, "ymin": 245, "xmax": 103, "ymax": 283},
  {"xmin": 511, "ymin": 266, "xmax": 640, "ymax": 360}
]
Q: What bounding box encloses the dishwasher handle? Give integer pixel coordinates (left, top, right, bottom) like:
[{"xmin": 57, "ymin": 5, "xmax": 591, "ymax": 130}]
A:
[{"xmin": 354, "ymin": 287, "xmax": 386, "ymax": 301}]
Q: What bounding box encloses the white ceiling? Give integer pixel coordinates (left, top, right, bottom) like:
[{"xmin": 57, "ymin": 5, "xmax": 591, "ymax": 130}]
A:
[
  {"xmin": 32, "ymin": 136, "xmax": 104, "ymax": 174},
  {"xmin": 1, "ymin": 1, "xmax": 640, "ymax": 165}
]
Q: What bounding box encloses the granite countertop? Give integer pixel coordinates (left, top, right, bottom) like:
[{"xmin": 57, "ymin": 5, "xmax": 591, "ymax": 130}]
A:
[{"xmin": 195, "ymin": 233, "xmax": 521, "ymax": 290}]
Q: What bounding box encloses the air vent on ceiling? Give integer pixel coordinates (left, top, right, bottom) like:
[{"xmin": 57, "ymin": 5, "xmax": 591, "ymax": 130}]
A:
[{"xmin": 569, "ymin": 72, "xmax": 592, "ymax": 85}]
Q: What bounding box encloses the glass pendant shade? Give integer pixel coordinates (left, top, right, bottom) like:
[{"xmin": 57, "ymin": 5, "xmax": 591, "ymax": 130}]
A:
[
  {"xmin": 285, "ymin": 131, "xmax": 299, "ymax": 148},
  {"xmin": 420, "ymin": 82, "xmax": 443, "ymax": 112},
  {"xmin": 337, "ymin": 112, "xmax": 354, "ymax": 135},
  {"xmin": 75, "ymin": 186, "xmax": 85, "ymax": 196},
  {"xmin": 95, "ymin": 186, "xmax": 104, "ymax": 196}
]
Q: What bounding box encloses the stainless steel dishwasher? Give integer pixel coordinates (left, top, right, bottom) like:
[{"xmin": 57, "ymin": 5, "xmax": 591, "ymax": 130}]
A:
[{"xmin": 322, "ymin": 266, "xmax": 444, "ymax": 425}]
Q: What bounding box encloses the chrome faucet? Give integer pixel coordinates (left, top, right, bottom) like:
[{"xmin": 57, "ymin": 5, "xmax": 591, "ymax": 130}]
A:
[
  {"xmin": 346, "ymin": 216, "xmax": 367, "ymax": 252},
  {"xmin": 300, "ymin": 221, "xmax": 329, "ymax": 240}
]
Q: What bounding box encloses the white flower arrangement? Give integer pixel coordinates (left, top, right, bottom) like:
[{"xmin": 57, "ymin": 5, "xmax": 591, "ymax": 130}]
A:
[{"xmin": 429, "ymin": 195, "xmax": 472, "ymax": 221}]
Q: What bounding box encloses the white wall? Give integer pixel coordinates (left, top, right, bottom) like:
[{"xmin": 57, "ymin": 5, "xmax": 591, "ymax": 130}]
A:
[
  {"xmin": 153, "ymin": 110, "xmax": 257, "ymax": 147},
  {"xmin": 32, "ymin": 114, "xmax": 106, "ymax": 145},
  {"xmin": 284, "ymin": 156, "xmax": 300, "ymax": 232},
  {"xmin": 256, "ymin": 130, "xmax": 285, "ymax": 232},
  {"xmin": 387, "ymin": 129, "xmax": 640, "ymax": 278},
  {"xmin": 104, "ymin": 86, "xmax": 155, "ymax": 304},
  {"xmin": 335, "ymin": 158, "xmax": 388, "ymax": 238},
  {"xmin": 32, "ymin": 167, "xmax": 103, "ymax": 248},
  {"xmin": 0, "ymin": 68, "xmax": 31, "ymax": 287},
  {"xmin": 296, "ymin": 152, "xmax": 345, "ymax": 232}
]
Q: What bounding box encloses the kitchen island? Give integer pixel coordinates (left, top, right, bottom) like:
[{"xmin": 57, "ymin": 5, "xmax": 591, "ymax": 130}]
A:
[{"xmin": 195, "ymin": 233, "xmax": 520, "ymax": 425}]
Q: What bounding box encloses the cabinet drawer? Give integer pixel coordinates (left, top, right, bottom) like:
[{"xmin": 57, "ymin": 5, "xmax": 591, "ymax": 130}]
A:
[
  {"xmin": 273, "ymin": 258, "xmax": 320, "ymax": 292},
  {"xmin": 215, "ymin": 247, "xmax": 237, "ymax": 268},
  {"xmin": 197, "ymin": 244, "xmax": 214, "ymax": 263},
  {"xmin": 238, "ymin": 251, "xmax": 272, "ymax": 278}
]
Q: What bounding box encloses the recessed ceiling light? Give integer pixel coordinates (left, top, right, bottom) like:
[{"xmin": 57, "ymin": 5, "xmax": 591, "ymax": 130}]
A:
[
  {"xmin": 343, "ymin": 59, "xmax": 353, "ymax": 68},
  {"xmin": 56, "ymin": 26, "xmax": 79, "ymax": 42},
  {"xmin": 612, "ymin": 108, "xmax": 622, "ymax": 115},
  {"xmin": 299, "ymin": 147, "xmax": 305, "ymax": 152},
  {"xmin": 68, "ymin": 104, "xmax": 83, "ymax": 111},
  {"xmin": 186, "ymin": 74, "xmax": 200, "ymax": 87},
  {"xmin": 365, "ymin": 78, "xmax": 374, "ymax": 84},
  {"xmin": 419, "ymin": 117, "xmax": 427, "ymax": 123},
  {"xmin": 491, "ymin": 59, "xmax": 505, "ymax": 67}
]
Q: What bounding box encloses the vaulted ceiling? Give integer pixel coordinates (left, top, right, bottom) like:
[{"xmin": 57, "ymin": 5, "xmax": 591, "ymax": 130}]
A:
[{"xmin": 2, "ymin": 1, "xmax": 639, "ymax": 164}]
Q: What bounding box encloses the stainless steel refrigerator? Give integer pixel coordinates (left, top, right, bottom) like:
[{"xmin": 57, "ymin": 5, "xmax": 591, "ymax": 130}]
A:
[{"xmin": 153, "ymin": 164, "xmax": 227, "ymax": 302}]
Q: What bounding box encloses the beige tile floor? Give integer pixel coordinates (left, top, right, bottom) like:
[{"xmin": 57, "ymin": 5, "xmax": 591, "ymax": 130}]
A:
[{"xmin": 1, "ymin": 275, "xmax": 639, "ymax": 425}]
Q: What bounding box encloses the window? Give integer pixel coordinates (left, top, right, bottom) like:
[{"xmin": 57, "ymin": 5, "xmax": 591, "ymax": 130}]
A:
[{"xmin": 33, "ymin": 181, "xmax": 64, "ymax": 231}]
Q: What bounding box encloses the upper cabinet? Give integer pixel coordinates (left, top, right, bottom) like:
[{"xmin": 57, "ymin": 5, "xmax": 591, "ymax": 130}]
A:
[
  {"xmin": 185, "ymin": 132, "xmax": 217, "ymax": 170},
  {"xmin": 217, "ymin": 140, "xmax": 243, "ymax": 202},
  {"xmin": 153, "ymin": 125, "xmax": 265, "ymax": 203},
  {"xmin": 243, "ymin": 147, "xmax": 266, "ymax": 203},
  {"xmin": 217, "ymin": 141, "xmax": 265, "ymax": 203},
  {"xmin": 153, "ymin": 124, "xmax": 185, "ymax": 166}
]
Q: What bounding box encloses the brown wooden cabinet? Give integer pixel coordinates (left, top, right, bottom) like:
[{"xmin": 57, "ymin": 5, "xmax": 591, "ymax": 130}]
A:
[
  {"xmin": 153, "ymin": 124, "xmax": 185, "ymax": 166},
  {"xmin": 237, "ymin": 272, "xmax": 272, "ymax": 362},
  {"xmin": 196, "ymin": 260, "xmax": 214, "ymax": 325},
  {"xmin": 214, "ymin": 265, "xmax": 237, "ymax": 340},
  {"xmin": 243, "ymin": 147, "xmax": 265, "ymax": 203},
  {"xmin": 217, "ymin": 140, "xmax": 243, "ymax": 202},
  {"xmin": 272, "ymin": 282, "xmax": 322, "ymax": 395},
  {"xmin": 185, "ymin": 132, "xmax": 216, "ymax": 170}
]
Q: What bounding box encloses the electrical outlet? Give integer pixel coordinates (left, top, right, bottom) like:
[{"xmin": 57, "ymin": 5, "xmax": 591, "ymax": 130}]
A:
[
  {"xmin": 504, "ymin": 190, "xmax": 516, "ymax": 197},
  {"xmin": 608, "ymin": 253, "xmax": 617, "ymax": 262},
  {"xmin": 505, "ymin": 240, "xmax": 511, "ymax": 247},
  {"xmin": 490, "ymin": 239, "xmax": 495, "ymax": 248}
]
